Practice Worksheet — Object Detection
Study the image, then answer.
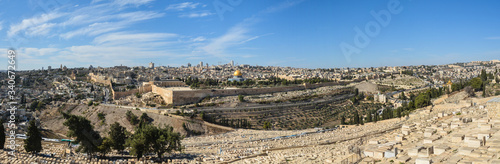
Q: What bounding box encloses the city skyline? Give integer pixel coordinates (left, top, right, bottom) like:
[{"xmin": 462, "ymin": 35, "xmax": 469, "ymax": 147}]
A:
[{"xmin": 1, "ymin": 0, "xmax": 500, "ymax": 70}]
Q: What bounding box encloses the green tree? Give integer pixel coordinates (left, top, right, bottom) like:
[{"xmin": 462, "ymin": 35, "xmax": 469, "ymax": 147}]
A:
[
  {"xmin": 488, "ymin": 73, "xmax": 494, "ymax": 80},
  {"xmin": 366, "ymin": 112, "xmax": 372, "ymax": 122},
  {"xmin": 263, "ymin": 121, "xmax": 272, "ymax": 130},
  {"xmin": 127, "ymin": 124, "xmax": 182, "ymax": 159},
  {"xmin": 29, "ymin": 101, "xmax": 38, "ymax": 110},
  {"xmin": 109, "ymin": 122, "xmax": 127, "ymax": 154},
  {"xmin": 470, "ymin": 77, "xmax": 483, "ymax": 90},
  {"xmin": 62, "ymin": 113, "xmax": 102, "ymax": 158},
  {"xmin": 238, "ymin": 95, "xmax": 245, "ymax": 102},
  {"xmin": 200, "ymin": 111, "xmax": 206, "ymax": 120},
  {"xmin": 139, "ymin": 113, "xmax": 151, "ymax": 123},
  {"xmin": 483, "ymin": 85, "xmax": 487, "ymax": 97},
  {"xmin": 359, "ymin": 114, "xmax": 364, "ymax": 125},
  {"xmin": 481, "ymin": 69, "xmax": 487, "ymax": 82},
  {"xmin": 97, "ymin": 137, "xmax": 113, "ymax": 157},
  {"xmin": 0, "ymin": 123, "xmax": 4, "ymax": 149},
  {"xmin": 126, "ymin": 111, "xmax": 139, "ymax": 125},
  {"xmin": 397, "ymin": 107, "xmax": 402, "ymax": 118},
  {"xmin": 414, "ymin": 93, "xmax": 430, "ymax": 108},
  {"xmin": 127, "ymin": 132, "xmax": 146, "ymax": 159},
  {"xmin": 354, "ymin": 111, "xmax": 360, "ymax": 125},
  {"xmin": 20, "ymin": 94, "xmax": 26, "ymax": 104},
  {"xmin": 341, "ymin": 115, "xmax": 346, "ymax": 125},
  {"xmin": 97, "ymin": 112, "xmax": 105, "ymax": 121},
  {"xmin": 24, "ymin": 120, "xmax": 42, "ymax": 154},
  {"xmin": 399, "ymin": 91, "xmax": 407, "ymax": 100},
  {"xmin": 151, "ymin": 125, "xmax": 182, "ymax": 159}
]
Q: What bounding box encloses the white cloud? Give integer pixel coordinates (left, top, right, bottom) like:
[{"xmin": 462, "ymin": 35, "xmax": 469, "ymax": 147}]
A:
[
  {"xmin": 91, "ymin": 0, "xmax": 105, "ymax": 4},
  {"xmin": 21, "ymin": 47, "xmax": 60, "ymax": 57},
  {"xmin": 60, "ymin": 22, "xmax": 121, "ymax": 39},
  {"xmin": 26, "ymin": 23, "xmax": 57, "ymax": 36},
  {"xmin": 239, "ymin": 33, "xmax": 273, "ymax": 44},
  {"xmin": 200, "ymin": 24, "xmax": 249, "ymax": 56},
  {"xmin": 112, "ymin": 0, "xmax": 155, "ymax": 6},
  {"xmin": 166, "ymin": 2, "xmax": 200, "ymax": 11},
  {"xmin": 8, "ymin": 12, "xmax": 62, "ymax": 37},
  {"xmin": 11, "ymin": 41, "xmax": 189, "ymax": 69},
  {"xmin": 192, "ymin": 36, "xmax": 206, "ymax": 42},
  {"xmin": 180, "ymin": 11, "xmax": 214, "ymax": 18},
  {"xmin": 196, "ymin": 1, "xmax": 303, "ymax": 58},
  {"xmin": 93, "ymin": 32, "xmax": 178, "ymax": 45},
  {"xmin": 8, "ymin": 1, "xmax": 163, "ymax": 39},
  {"xmin": 56, "ymin": 44, "xmax": 187, "ymax": 66},
  {"xmin": 60, "ymin": 11, "xmax": 164, "ymax": 39}
]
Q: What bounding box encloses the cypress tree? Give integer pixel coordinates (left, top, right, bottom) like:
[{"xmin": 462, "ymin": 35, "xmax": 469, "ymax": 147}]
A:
[
  {"xmin": 0, "ymin": 123, "xmax": 5, "ymax": 149},
  {"xmin": 24, "ymin": 120, "xmax": 42, "ymax": 154},
  {"xmin": 354, "ymin": 111, "xmax": 359, "ymax": 125}
]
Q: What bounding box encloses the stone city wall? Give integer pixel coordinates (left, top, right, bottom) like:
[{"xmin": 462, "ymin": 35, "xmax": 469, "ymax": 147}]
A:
[
  {"xmin": 89, "ymin": 73, "xmax": 111, "ymax": 85},
  {"xmin": 90, "ymin": 73, "xmax": 154, "ymax": 100},
  {"xmin": 113, "ymin": 86, "xmax": 152, "ymax": 100},
  {"xmin": 152, "ymin": 85, "xmax": 174, "ymax": 104},
  {"xmin": 90, "ymin": 75, "xmax": 346, "ymax": 104},
  {"xmin": 153, "ymin": 82, "xmax": 345, "ymax": 105},
  {"xmin": 153, "ymin": 81, "xmax": 186, "ymax": 87}
]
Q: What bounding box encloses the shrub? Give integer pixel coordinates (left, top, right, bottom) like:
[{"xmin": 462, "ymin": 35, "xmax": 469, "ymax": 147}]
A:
[{"xmin": 97, "ymin": 112, "xmax": 105, "ymax": 121}]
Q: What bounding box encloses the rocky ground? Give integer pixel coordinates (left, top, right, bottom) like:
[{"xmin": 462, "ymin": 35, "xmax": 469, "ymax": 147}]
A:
[
  {"xmin": 355, "ymin": 81, "xmax": 379, "ymax": 93},
  {"xmin": 196, "ymin": 85, "xmax": 348, "ymax": 107},
  {"xmin": 4, "ymin": 94, "xmax": 500, "ymax": 163},
  {"xmin": 374, "ymin": 75, "xmax": 426, "ymax": 90},
  {"xmin": 182, "ymin": 95, "xmax": 500, "ymax": 163},
  {"xmin": 39, "ymin": 104, "xmax": 230, "ymax": 138},
  {"xmin": 360, "ymin": 98, "xmax": 500, "ymax": 164}
]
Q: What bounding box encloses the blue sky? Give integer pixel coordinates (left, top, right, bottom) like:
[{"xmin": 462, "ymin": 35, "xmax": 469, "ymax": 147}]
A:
[{"xmin": 1, "ymin": 0, "xmax": 500, "ymax": 70}]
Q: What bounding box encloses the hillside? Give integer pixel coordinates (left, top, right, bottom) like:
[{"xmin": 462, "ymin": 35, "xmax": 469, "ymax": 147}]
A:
[{"xmin": 38, "ymin": 104, "xmax": 232, "ymax": 139}]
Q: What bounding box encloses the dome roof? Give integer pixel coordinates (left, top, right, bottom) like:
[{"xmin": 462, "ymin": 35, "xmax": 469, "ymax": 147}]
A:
[{"xmin": 234, "ymin": 70, "xmax": 242, "ymax": 76}]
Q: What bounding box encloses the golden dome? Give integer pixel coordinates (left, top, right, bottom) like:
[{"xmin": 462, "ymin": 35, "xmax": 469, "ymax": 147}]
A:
[{"xmin": 234, "ymin": 70, "xmax": 242, "ymax": 76}]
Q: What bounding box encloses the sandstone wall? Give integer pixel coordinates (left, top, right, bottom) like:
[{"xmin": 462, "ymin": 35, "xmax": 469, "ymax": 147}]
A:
[
  {"xmin": 152, "ymin": 85, "xmax": 174, "ymax": 104},
  {"xmin": 153, "ymin": 81, "xmax": 186, "ymax": 87},
  {"xmin": 92, "ymin": 76, "xmax": 346, "ymax": 104},
  {"xmin": 90, "ymin": 73, "xmax": 154, "ymax": 100},
  {"xmin": 89, "ymin": 73, "xmax": 111, "ymax": 85},
  {"xmin": 156, "ymin": 82, "xmax": 345, "ymax": 105},
  {"xmin": 113, "ymin": 86, "xmax": 152, "ymax": 99}
]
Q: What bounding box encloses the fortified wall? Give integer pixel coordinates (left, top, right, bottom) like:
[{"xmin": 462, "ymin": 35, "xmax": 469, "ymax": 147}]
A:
[
  {"xmin": 89, "ymin": 73, "xmax": 152, "ymax": 100},
  {"xmin": 89, "ymin": 73, "xmax": 112, "ymax": 86},
  {"xmin": 152, "ymin": 82, "xmax": 345, "ymax": 106},
  {"xmin": 113, "ymin": 86, "xmax": 152, "ymax": 99},
  {"xmin": 91, "ymin": 71, "xmax": 346, "ymax": 105}
]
